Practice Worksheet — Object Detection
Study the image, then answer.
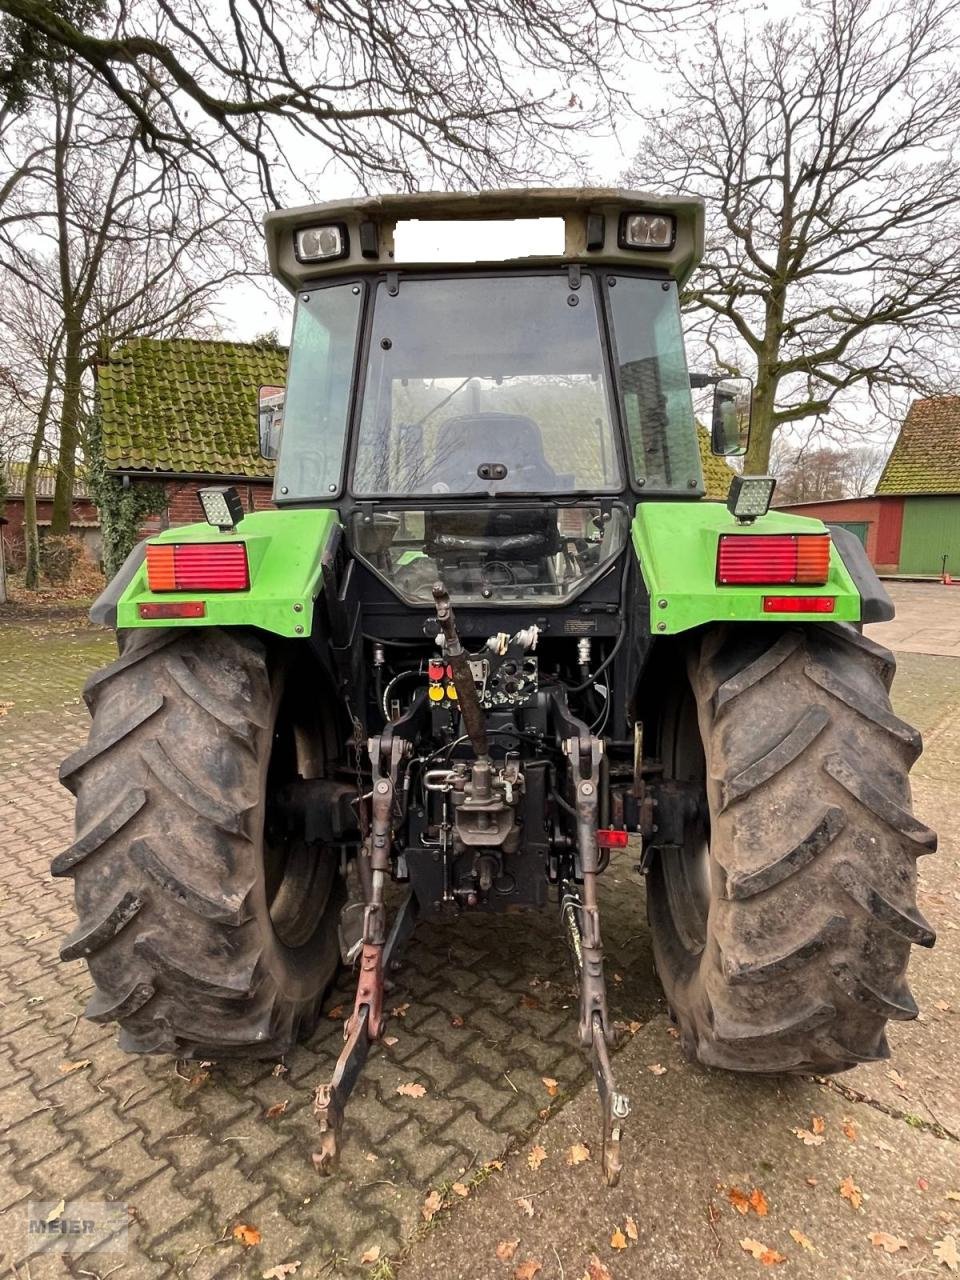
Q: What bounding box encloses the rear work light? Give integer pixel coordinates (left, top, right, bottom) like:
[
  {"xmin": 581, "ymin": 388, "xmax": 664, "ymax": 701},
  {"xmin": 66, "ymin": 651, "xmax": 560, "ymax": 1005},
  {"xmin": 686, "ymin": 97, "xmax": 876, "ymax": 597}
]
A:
[
  {"xmin": 763, "ymin": 596, "xmax": 835, "ymax": 614},
  {"xmin": 146, "ymin": 543, "xmax": 249, "ymax": 592},
  {"xmin": 717, "ymin": 533, "xmax": 831, "ymax": 586}
]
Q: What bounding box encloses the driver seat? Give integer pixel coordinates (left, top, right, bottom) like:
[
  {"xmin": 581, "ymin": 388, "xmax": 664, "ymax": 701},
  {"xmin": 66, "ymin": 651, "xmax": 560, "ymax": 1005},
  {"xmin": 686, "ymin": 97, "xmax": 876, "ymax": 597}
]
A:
[{"xmin": 426, "ymin": 412, "xmax": 557, "ymax": 492}]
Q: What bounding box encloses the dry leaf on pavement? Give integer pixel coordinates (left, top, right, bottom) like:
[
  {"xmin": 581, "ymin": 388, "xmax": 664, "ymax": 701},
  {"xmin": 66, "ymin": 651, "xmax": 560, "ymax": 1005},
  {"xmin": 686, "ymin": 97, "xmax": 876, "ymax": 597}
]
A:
[
  {"xmin": 934, "ymin": 1236, "xmax": 959, "ymax": 1272},
  {"xmin": 271, "ymin": 1062, "xmax": 288, "ymax": 1077},
  {"xmin": 789, "ymin": 1228, "xmax": 813, "ymax": 1251},
  {"xmin": 527, "ymin": 1144, "xmax": 547, "ymax": 1170},
  {"xmin": 513, "ymin": 1262, "xmax": 542, "ymax": 1280},
  {"xmin": 611, "ymin": 1228, "xmax": 627, "ymax": 1250},
  {"xmin": 392, "ymin": 1003, "xmax": 410, "ymax": 1017},
  {"xmin": 359, "ymin": 1247, "xmax": 381, "ymax": 1266},
  {"xmin": 811, "ymin": 1115, "xmax": 826, "ymax": 1135},
  {"xmin": 839, "ymin": 1176, "xmax": 862, "ymax": 1210},
  {"xmin": 516, "ymin": 1196, "xmax": 534, "ymax": 1217},
  {"xmin": 264, "ymin": 1100, "xmax": 288, "ymax": 1119},
  {"xmin": 383, "ymin": 1035, "xmax": 399, "ymax": 1046},
  {"xmin": 647, "ymin": 1063, "xmax": 667, "ymax": 1075},
  {"xmin": 873, "ymin": 1137, "xmax": 895, "ymax": 1154},
  {"xmin": 868, "ymin": 1232, "xmax": 907, "ymax": 1253},
  {"xmin": 496, "ymin": 1239, "xmax": 520, "ymax": 1262},
  {"xmin": 887, "ymin": 1068, "xmax": 908, "ymax": 1092},
  {"xmin": 542, "ymin": 1077, "xmax": 559, "ymax": 1096},
  {"xmin": 451, "ymin": 1182, "xmax": 470, "ymax": 1198},
  {"xmin": 566, "ymin": 1143, "xmax": 591, "ymax": 1165},
  {"xmin": 934, "ymin": 1000, "xmax": 952, "ymax": 1012},
  {"xmin": 625, "ymin": 1216, "xmax": 639, "ymax": 1241},
  {"xmin": 728, "ymin": 1187, "xmax": 752, "ymax": 1215},
  {"xmin": 326, "ymin": 1005, "xmax": 344, "ymax": 1019},
  {"xmin": 422, "ymin": 1190, "xmax": 443, "ymax": 1221},
  {"xmin": 586, "ymin": 1257, "xmax": 612, "ymax": 1280},
  {"xmin": 450, "ymin": 1014, "xmax": 465, "ymax": 1027},
  {"xmin": 739, "ymin": 1238, "xmax": 786, "ymax": 1265},
  {"xmin": 396, "ymin": 1082, "xmax": 427, "ymax": 1098},
  {"xmin": 262, "ymin": 1263, "xmax": 301, "ymax": 1279},
  {"xmin": 841, "ymin": 1119, "xmax": 858, "ymax": 1141},
  {"xmin": 58, "ymin": 1059, "xmax": 91, "ymax": 1075},
  {"xmin": 750, "ymin": 1189, "xmax": 770, "ymax": 1217},
  {"xmin": 791, "ymin": 1127, "xmax": 825, "ymax": 1146},
  {"xmin": 946, "ymin": 1192, "xmax": 960, "ymax": 1202},
  {"xmin": 233, "ymin": 1224, "xmax": 262, "ymax": 1247}
]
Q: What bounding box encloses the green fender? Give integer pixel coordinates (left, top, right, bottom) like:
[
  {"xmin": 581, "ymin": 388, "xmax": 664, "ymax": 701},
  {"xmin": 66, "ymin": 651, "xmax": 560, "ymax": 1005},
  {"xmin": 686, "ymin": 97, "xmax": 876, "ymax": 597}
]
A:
[
  {"xmin": 631, "ymin": 502, "xmax": 861, "ymax": 635},
  {"xmin": 115, "ymin": 508, "xmax": 341, "ymax": 638}
]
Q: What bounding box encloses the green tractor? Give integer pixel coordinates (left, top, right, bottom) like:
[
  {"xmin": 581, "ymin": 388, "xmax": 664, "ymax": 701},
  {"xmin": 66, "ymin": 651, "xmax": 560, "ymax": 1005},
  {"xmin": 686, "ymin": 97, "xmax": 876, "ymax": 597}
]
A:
[{"xmin": 55, "ymin": 190, "xmax": 936, "ymax": 1184}]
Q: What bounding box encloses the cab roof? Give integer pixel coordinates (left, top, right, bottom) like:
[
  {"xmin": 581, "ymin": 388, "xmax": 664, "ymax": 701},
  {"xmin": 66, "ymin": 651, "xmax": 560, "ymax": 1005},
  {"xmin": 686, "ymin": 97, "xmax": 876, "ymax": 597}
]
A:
[{"xmin": 264, "ymin": 187, "xmax": 705, "ymax": 293}]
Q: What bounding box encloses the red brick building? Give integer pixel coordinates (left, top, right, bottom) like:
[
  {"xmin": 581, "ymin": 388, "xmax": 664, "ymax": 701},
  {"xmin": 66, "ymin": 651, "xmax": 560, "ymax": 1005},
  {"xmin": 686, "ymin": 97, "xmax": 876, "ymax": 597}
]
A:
[
  {"xmin": 97, "ymin": 337, "xmax": 287, "ymax": 535},
  {"xmin": 0, "ymin": 464, "xmax": 101, "ymax": 564}
]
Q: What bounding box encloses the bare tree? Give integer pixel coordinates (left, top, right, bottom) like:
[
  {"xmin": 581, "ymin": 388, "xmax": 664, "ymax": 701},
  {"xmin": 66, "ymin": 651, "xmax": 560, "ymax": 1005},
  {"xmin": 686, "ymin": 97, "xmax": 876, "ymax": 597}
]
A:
[
  {"xmin": 0, "ymin": 0, "xmax": 704, "ymax": 202},
  {"xmin": 1, "ymin": 60, "xmax": 258, "ymax": 535},
  {"xmin": 770, "ymin": 436, "xmax": 891, "ymax": 504},
  {"xmin": 626, "ymin": 0, "xmax": 960, "ymax": 473}
]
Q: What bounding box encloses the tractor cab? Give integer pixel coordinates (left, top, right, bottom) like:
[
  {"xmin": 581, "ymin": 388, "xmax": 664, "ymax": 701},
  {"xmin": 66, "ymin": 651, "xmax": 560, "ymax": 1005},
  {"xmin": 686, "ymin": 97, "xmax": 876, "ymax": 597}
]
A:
[{"xmin": 262, "ymin": 189, "xmax": 739, "ymax": 607}]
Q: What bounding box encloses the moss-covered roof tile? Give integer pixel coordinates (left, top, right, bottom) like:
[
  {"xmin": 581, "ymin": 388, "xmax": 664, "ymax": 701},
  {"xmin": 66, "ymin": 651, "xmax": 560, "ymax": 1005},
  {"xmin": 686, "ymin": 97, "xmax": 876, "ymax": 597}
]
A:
[
  {"xmin": 875, "ymin": 396, "xmax": 960, "ymax": 495},
  {"xmin": 98, "ymin": 337, "xmax": 287, "ymax": 478}
]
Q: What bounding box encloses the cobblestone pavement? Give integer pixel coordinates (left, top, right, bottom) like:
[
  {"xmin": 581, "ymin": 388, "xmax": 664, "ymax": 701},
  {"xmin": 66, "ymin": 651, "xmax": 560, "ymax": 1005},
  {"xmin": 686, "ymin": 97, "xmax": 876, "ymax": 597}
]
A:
[{"xmin": 0, "ymin": 614, "xmax": 661, "ymax": 1279}]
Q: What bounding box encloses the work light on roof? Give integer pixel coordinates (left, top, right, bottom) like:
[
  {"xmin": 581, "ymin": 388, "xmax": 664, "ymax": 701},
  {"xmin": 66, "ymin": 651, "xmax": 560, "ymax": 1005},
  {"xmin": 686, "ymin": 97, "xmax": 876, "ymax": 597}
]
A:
[
  {"xmin": 619, "ymin": 211, "xmax": 676, "ymax": 250},
  {"xmin": 295, "ymin": 224, "xmax": 348, "ymax": 262},
  {"xmin": 726, "ymin": 474, "xmax": 776, "ymax": 523},
  {"xmin": 199, "ymin": 485, "xmax": 244, "ymax": 532}
]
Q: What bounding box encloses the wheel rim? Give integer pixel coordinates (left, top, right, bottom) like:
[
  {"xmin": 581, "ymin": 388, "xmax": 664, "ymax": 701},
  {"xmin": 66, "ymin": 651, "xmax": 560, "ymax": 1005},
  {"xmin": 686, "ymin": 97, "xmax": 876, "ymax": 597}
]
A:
[{"xmin": 659, "ymin": 689, "xmax": 710, "ymax": 955}]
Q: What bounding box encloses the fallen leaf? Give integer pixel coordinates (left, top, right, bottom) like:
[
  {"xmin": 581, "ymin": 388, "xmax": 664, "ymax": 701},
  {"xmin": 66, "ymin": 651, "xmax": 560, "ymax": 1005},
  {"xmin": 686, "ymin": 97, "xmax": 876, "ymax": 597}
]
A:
[
  {"xmin": 625, "ymin": 1216, "xmax": 639, "ymax": 1241},
  {"xmin": 647, "ymin": 1063, "xmax": 667, "ymax": 1075},
  {"xmin": 58, "ymin": 1059, "xmax": 91, "ymax": 1075},
  {"xmin": 868, "ymin": 1232, "xmax": 908, "ymax": 1253},
  {"xmin": 513, "ymin": 1262, "xmax": 542, "ymax": 1280},
  {"xmin": 46, "ymin": 1200, "xmax": 66, "ymax": 1223},
  {"xmin": 811, "ymin": 1115, "xmax": 826, "ymax": 1135},
  {"xmin": 383, "ymin": 1035, "xmax": 399, "ymax": 1046},
  {"xmin": 805, "ymin": 1177, "xmax": 818, "ymax": 1187},
  {"xmin": 947, "ymin": 1193, "xmax": 960, "ymax": 1202},
  {"xmin": 789, "ymin": 1228, "xmax": 813, "ymax": 1251},
  {"xmin": 360, "ymin": 1247, "xmax": 381, "ymax": 1266},
  {"xmin": 611, "ymin": 1227, "xmax": 628, "ymax": 1250},
  {"xmin": 739, "ymin": 1238, "xmax": 786, "ymax": 1265},
  {"xmin": 451, "ymin": 1182, "xmax": 469, "ymax": 1198},
  {"xmin": 935, "ymin": 1235, "xmax": 959, "ymax": 1272},
  {"xmin": 728, "ymin": 1187, "xmax": 752, "ymax": 1216},
  {"xmin": 841, "ymin": 1119, "xmax": 858, "ymax": 1141},
  {"xmin": 527, "ymin": 1144, "xmax": 547, "ymax": 1170},
  {"xmin": 485, "ymin": 1159, "xmax": 505, "ymax": 1171},
  {"xmin": 364, "ymin": 1152, "xmax": 378, "ymax": 1163},
  {"xmin": 272, "ymin": 1063, "xmax": 288, "ymax": 1077},
  {"xmin": 396, "ymin": 1082, "xmax": 427, "ymax": 1098},
  {"xmin": 586, "ymin": 1258, "xmax": 612, "ymax": 1280},
  {"xmin": 392, "ymin": 1003, "xmax": 410, "ymax": 1017},
  {"xmin": 496, "ymin": 1239, "xmax": 520, "ymax": 1261},
  {"xmin": 327, "ymin": 1004, "xmax": 344, "ymax": 1019},
  {"xmin": 262, "ymin": 1263, "xmax": 301, "ymax": 1279},
  {"xmin": 934, "ymin": 1000, "xmax": 952, "ymax": 1012},
  {"xmin": 887, "ymin": 1068, "xmax": 908, "ymax": 1092},
  {"xmin": 542, "ymin": 1077, "xmax": 559, "ymax": 1096},
  {"xmin": 421, "ymin": 1190, "xmax": 443, "ymax": 1222},
  {"xmin": 667, "ymin": 1026, "xmax": 680, "ymax": 1038},
  {"xmin": 189, "ymin": 1069, "xmax": 209, "ymax": 1087},
  {"xmin": 566, "ymin": 1142, "xmax": 590, "ymax": 1165},
  {"xmin": 874, "ymin": 1137, "xmax": 895, "ymax": 1154},
  {"xmin": 516, "ymin": 1196, "xmax": 534, "ymax": 1218},
  {"xmin": 749, "ymin": 1188, "xmax": 770, "ymax": 1217},
  {"xmin": 450, "ymin": 1013, "xmax": 465, "ymax": 1027},
  {"xmin": 264, "ymin": 1100, "xmax": 288, "ymax": 1119},
  {"xmin": 791, "ymin": 1127, "xmax": 825, "ymax": 1146},
  {"xmin": 920, "ymin": 1178, "xmax": 931, "ymax": 1191},
  {"xmin": 233, "ymin": 1224, "xmax": 262, "ymax": 1247},
  {"xmin": 839, "ymin": 1176, "xmax": 862, "ymax": 1210}
]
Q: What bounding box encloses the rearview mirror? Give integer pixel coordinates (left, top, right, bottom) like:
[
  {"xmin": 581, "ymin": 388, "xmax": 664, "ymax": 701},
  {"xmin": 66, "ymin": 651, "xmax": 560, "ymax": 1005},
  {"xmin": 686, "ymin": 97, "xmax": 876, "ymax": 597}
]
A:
[
  {"xmin": 711, "ymin": 377, "xmax": 752, "ymax": 457},
  {"xmin": 258, "ymin": 384, "xmax": 285, "ymax": 460}
]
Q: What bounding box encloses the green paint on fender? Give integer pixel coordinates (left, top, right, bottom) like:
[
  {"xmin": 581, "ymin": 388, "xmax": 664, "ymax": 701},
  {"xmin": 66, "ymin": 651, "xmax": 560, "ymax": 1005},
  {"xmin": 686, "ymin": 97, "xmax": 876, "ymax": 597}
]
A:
[
  {"xmin": 116, "ymin": 508, "xmax": 340, "ymax": 638},
  {"xmin": 631, "ymin": 502, "xmax": 861, "ymax": 634}
]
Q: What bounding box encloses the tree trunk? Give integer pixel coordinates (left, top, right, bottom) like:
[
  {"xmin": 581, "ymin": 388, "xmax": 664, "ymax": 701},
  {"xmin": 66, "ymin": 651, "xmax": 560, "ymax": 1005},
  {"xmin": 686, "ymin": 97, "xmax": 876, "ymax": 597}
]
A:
[
  {"xmin": 25, "ymin": 367, "xmax": 57, "ymax": 588},
  {"xmin": 744, "ymin": 374, "xmax": 778, "ymax": 475},
  {"xmin": 51, "ymin": 327, "xmax": 82, "ymax": 535}
]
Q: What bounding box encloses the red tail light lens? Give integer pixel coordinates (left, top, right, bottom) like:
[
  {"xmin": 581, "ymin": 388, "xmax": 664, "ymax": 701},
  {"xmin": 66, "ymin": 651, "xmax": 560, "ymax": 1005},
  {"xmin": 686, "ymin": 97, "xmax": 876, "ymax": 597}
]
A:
[
  {"xmin": 596, "ymin": 828, "xmax": 629, "ymax": 849},
  {"xmin": 138, "ymin": 601, "xmax": 206, "ymax": 619},
  {"xmin": 762, "ymin": 595, "xmax": 835, "ymax": 613},
  {"xmin": 146, "ymin": 543, "xmax": 249, "ymax": 592},
  {"xmin": 717, "ymin": 534, "xmax": 830, "ymax": 585}
]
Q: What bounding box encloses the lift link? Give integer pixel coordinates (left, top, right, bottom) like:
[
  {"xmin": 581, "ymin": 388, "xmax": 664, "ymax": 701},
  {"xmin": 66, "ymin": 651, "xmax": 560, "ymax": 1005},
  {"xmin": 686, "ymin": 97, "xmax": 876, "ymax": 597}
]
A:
[
  {"xmin": 561, "ymin": 728, "xmax": 630, "ymax": 1187},
  {"xmin": 313, "ymin": 748, "xmax": 417, "ymax": 1175}
]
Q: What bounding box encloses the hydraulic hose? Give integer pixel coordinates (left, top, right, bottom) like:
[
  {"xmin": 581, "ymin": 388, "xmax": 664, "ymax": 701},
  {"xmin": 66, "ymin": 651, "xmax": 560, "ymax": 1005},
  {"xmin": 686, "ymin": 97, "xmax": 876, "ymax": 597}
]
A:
[{"xmin": 432, "ymin": 582, "xmax": 489, "ymax": 760}]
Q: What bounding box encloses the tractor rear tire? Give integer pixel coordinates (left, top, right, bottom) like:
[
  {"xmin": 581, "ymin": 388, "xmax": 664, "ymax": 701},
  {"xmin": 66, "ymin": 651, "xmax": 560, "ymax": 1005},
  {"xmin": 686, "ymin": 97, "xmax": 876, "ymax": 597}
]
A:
[
  {"xmin": 53, "ymin": 627, "xmax": 343, "ymax": 1059},
  {"xmin": 647, "ymin": 622, "xmax": 936, "ymax": 1074}
]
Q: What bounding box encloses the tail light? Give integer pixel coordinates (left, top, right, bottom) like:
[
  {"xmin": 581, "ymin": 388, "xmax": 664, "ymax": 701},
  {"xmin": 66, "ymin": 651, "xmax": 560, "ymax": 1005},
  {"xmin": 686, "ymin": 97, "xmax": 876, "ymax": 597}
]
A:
[
  {"xmin": 717, "ymin": 533, "xmax": 831, "ymax": 585},
  {"xmin": 146, "ymin": 543, "xmax": 249, "ymax": 592},
  {"xmin": 763, "ymin": 595, "xmax": 835, "ymax": 614},
  {"xmin": 597, "ymin": 828, "xmax": 629, "ymax": 849}
]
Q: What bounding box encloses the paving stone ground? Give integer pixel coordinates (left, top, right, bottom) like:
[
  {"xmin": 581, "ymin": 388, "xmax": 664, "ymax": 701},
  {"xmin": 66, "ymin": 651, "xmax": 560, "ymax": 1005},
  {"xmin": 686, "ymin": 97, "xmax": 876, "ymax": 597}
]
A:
[{"xmin": 0, "ymin": 585, "xmax": 956, "ymax": 1279}]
